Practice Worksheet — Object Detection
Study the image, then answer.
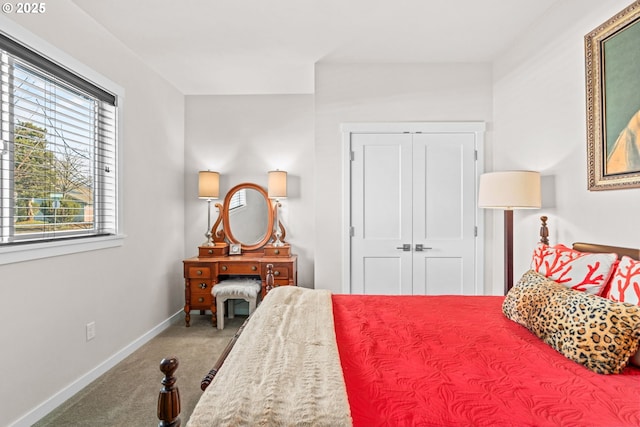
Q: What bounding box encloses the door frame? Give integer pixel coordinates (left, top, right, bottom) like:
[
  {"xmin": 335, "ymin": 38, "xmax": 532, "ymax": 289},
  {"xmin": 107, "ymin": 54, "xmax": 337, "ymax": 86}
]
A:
[{"xmin": 341, "ymin": 122, "xmax": 486, "ymax": 294}]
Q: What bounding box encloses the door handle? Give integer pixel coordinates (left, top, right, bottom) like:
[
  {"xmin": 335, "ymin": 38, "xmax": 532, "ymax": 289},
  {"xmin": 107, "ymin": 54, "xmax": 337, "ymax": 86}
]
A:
[
  {"xmin": 415, "ymin": 244, "xmax": 433, "ymax": 252},
  {"xmin": 396, "ymin": 244, "xmax": 411, "ymax": 251}
]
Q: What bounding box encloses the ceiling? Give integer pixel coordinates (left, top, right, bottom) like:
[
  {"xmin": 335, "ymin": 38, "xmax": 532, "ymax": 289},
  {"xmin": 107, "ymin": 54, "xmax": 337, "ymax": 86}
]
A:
[{"xmin": 71, "ymin": 0, "xmax": 561, "ymax": 95}]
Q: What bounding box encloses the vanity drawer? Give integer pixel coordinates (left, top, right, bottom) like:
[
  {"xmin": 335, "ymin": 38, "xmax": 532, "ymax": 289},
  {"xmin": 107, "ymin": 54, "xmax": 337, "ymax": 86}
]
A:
[
  {"xmin": 190, "ymin": 290, "xmax": 213, "ymax": 307},
  {"xmin": 198, "ymin": 245, "xmax": 228, "ymax": 257},
  {"xmin": 264, "ymin": 245, "xmax": 291, "ymax": 257},
  {"xmin": 273, "ymin": 279, "xmax": 291, "ymax": 287},
  {"xmin": 187, "ymin": 266, "xmax": 211, "ymax": 279},
  {"xmin": 269, "ymin": 265, "xmax": 289, "ymax": 279},
  {"xmin": 219, "ymin": 263, "xmax": 260, "ymax": 275},
  {"xmin": 189, "ymin": 280, "xmax": 212, "ymax": 292}
]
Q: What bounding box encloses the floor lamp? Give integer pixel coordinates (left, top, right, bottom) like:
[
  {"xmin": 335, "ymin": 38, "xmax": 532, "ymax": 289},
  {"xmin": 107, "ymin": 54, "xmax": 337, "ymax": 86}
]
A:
[
  {"xmin": 478, "ymin": 171, "xmax": 541, "ymax": 295},
  {"xmin": 199, "ymin": 170, "xmax": 220, "ymax": 246}
]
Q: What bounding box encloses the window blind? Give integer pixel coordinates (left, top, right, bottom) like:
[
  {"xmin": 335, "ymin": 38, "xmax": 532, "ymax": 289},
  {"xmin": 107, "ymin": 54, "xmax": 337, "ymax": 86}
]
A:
[
  {"xmin": 229, "ymin": 189, "xmax": 247, "ymax": 211},
  {"xmin": 0, "ymin": 32, "xmax": 118, "ymax": 245}
]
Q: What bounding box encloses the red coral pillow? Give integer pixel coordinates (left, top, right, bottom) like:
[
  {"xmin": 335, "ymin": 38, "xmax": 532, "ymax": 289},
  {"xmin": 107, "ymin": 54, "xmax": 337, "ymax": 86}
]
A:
[
  {"xmin": 530, "ymin": 243, "xmax": 617, "ymax": 295},
  {"xmin": 607, "ymin": 256, "xmax": 640, "ymax": 305},
  {"xmin": 608, "ymin": 256, "xmax": 640, "ymax": 367}
]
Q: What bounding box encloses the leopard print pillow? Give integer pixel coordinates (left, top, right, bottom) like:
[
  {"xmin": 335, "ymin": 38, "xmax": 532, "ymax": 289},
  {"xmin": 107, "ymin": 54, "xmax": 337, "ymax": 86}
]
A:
[{"xmin": 503, "ymin": 270, "xmax": 640, "ymax": 374}]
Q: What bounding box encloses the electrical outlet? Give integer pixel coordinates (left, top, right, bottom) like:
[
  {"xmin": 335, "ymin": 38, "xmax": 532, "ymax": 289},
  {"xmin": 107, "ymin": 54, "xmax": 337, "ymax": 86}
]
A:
[{"xmin": 86, "ymin": 321, "xmax": 96, "ymax": 341}]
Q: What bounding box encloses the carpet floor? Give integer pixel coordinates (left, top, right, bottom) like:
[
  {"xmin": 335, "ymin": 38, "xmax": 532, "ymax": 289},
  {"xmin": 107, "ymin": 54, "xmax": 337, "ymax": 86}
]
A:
[{"xmin": 34, "ymin": 313, "xmax": 244, "ymax": 427}]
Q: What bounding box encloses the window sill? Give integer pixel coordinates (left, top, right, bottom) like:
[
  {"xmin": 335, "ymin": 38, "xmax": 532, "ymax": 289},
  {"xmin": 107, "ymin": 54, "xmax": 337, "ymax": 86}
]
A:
[{"xmin": 0, "ymin": 234, "xmax": 125, "ymax": 265}]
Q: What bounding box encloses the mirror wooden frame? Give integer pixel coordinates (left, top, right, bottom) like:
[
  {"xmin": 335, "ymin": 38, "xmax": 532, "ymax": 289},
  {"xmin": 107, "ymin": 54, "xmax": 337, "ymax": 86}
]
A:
[{"xmin": 211, "ymin": 182, "xmax": 275, "ymax": 252}]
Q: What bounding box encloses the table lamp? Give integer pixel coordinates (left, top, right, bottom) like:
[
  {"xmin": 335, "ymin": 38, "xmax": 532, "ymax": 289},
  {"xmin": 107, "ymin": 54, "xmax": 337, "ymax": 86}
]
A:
[
  {"xmin": 199, "ymin": 170, "xmax": 219, "ymax": 247},
  {"xmin": 268, "ymin": 170, "xmax": 287, "ymax": 247}
]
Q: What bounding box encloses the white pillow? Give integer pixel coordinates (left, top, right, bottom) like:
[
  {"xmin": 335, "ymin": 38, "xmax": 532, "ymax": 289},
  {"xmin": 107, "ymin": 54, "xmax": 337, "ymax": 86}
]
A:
[
  {"xmin": 607, "ymin": 256, "xmax": 640, "ymax": 305},
  {"xmin": 530, "ymin": 243, "xmax": 617, "ymax": 295}
]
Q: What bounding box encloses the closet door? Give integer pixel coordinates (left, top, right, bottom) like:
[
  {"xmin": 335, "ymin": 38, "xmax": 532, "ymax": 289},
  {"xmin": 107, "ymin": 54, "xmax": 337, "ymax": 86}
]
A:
[
  {"xmin": 349, "ymin": 129, "xmax": 478, "ymax": 295},
  {"xmin": 411, "ymin": 133, "xmax": 477, "ymax": 295},
  {"xmin": 350, "ymin": 133, "xmax": 413, "ymax": 294}
]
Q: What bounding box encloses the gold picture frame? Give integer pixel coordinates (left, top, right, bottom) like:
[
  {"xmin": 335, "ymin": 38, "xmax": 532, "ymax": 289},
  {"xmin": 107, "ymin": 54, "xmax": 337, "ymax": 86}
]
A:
[{"xmin": 585, "ymin": 1, "xmax": 640, "ymax": 190}]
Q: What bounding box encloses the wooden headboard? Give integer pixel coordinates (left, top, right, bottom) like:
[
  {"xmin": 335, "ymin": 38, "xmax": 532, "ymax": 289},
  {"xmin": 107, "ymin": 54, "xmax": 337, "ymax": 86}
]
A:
[
  {"xmin": 572, "ymin": 242, "xmax": 640, "ymax": 261},
  {"xmin": 539, "ymin": 216, "xmax": 640, "ymax": 261}
]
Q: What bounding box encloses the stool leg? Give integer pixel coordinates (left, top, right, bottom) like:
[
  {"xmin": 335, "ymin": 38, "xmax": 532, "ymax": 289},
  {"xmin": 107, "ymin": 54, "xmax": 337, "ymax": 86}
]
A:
[
  {"xmin": 216, "ymin": 297, "xmax": 225, "ymax": 330},
  {"xmin": 248, "ymin": 297, "xmax": 256, "ymax": 314},
  {"xmin": 228, "ymin": 300, "xmax": 235, "ymax": 319}
]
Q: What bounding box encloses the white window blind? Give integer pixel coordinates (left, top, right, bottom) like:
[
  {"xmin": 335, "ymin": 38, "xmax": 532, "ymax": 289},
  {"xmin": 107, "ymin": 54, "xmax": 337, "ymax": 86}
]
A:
[
  {"xmin": 229, "ymin": 189, "xmax": 246, "ymax": 211},
  {"xmin": 0, "ymin": 32, "xmax": 117, "ymax": 245}
]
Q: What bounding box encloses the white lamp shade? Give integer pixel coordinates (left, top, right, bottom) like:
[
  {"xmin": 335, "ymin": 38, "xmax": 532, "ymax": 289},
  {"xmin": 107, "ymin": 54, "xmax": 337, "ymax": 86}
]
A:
[
  {"xmin": 478, "ymin": 171, "xmax": 541, "ymax": 209},
  {"xmin": 198, "ymin": 171, "xmax": 219, "ymax": 199},
  {"xmin": 268, "ymin": 170, "xmax": 287, "ymax": 199}
]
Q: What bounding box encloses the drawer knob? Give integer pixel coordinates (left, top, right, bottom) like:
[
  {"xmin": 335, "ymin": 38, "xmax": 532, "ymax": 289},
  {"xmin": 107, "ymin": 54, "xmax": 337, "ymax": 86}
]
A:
[
  {"xmin": 208, "ymin": 249, "xmax": 213, "ymax": 254},
  {"xmin": 274, "ymin": 249, "xmax": 280, "ymax": 255},
  {"xmin": 198, "ymin": 297, "xmax": 205, "ymax": 303},
  {"xmin": 199, "ymin": 283, "xmax": 207, "ymax": 289},
  {"xmin": 251, "ymin": 266, "xmax": 257, "ymax": 271},
  {"xmin": 274, "ymin": 271, "xmax": 280, "ymax": 276},
  {"xmin": 197, "ymin": 270, "xmax": 203, "ymax": 275},
  {"xmin": 221, "ymin": 266, "xmax": 228, "ymax": 271}
]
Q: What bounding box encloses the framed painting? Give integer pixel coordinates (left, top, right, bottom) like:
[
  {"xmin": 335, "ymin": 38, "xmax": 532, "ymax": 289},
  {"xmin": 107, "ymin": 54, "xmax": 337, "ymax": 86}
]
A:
[{"xmin": 585, "ymin": 1, "xmax": 640, "ymax": 190}]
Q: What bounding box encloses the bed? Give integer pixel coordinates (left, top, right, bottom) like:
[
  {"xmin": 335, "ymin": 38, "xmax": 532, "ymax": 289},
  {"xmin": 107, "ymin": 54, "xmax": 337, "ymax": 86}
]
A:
[{"xmin": 157, "ymin": 217, "xmax": 640, "ymax": 427}]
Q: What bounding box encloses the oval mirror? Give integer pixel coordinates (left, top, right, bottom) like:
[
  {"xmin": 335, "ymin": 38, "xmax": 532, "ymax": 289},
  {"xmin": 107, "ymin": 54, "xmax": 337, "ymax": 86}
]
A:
[{"xmin": 222, "ymin": 183, "xmax": 274, "ymax": 251}]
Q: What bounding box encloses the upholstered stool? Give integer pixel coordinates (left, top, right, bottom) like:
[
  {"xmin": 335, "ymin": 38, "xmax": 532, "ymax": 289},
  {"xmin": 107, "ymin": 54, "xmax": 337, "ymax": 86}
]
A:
[{"xmin": 212, "ymin": 279, "xmax": 262, "ymax": 330}]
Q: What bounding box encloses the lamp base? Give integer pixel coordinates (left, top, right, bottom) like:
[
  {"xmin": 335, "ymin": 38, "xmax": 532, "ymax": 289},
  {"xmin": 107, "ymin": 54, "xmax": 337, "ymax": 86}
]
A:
[
  {"xmin": 201, "ymin": 230, "xmax": 214, "ymax": 247},
  {"xmin": 202, "ymin": 200, "xmax": 214, "ymax": 247},
  {"xmin": 273, "ymin": 229, "xmax": 284, "ymax": 247}
]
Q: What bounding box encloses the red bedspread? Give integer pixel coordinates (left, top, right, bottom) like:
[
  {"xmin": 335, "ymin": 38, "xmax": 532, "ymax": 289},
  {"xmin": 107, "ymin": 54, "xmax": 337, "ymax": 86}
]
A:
[{"xmin": 332, "ymin": 295, "xmax": 640, "ymax": 427}]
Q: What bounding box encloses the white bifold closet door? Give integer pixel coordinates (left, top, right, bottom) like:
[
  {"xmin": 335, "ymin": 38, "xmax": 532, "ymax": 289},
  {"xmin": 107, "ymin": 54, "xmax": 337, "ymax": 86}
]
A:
[{"xmin": 350, "ymin": 131, "xmax": 477, "ymax": 295}]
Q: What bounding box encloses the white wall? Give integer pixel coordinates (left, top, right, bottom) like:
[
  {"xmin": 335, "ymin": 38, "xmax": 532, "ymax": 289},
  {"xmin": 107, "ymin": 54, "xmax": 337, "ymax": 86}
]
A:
[
  {"xmin": 314, "ymin": 63, "xmax": 493, "ymax": 293},
  {"xmin": 1, "ymin": 2, "xmax": 185, "ymax": 425},
  {"xmin": 491, "ymin": 0, "xmax": 640, "ymax": 295},
  {"xmin": 184, "ymin": 95, "xmax": 315, "ymax": 287}
]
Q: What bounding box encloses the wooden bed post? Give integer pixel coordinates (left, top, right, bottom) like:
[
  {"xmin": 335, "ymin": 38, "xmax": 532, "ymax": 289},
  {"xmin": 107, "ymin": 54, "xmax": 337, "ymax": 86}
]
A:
[
  {"xmin": 265, "ymin": 263, "xmax": 275, "ymax": 294},
  {"xmin": 158, "ymin": 357, "xmax": 181, "ymax": 427},
  {"xmin": 540, "ymin": 216, "xmax": 549, "ymax": 245}
]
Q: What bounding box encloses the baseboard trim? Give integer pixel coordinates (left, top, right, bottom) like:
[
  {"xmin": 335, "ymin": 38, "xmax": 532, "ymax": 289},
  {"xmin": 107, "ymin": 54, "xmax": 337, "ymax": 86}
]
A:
[{"xmin": 10, "ymin": 310, "xmax": 183, "ymax": 427}]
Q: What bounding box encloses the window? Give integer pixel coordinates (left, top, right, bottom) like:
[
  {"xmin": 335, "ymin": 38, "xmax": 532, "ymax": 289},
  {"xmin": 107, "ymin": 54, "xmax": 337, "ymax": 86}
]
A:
[
  {"xmin": 229, "ymin": 189, "xmax": 246, "ymax": 211},
  {"xmin": 0, "ymin": 32, "xmax": 118, "ymax": 248}
]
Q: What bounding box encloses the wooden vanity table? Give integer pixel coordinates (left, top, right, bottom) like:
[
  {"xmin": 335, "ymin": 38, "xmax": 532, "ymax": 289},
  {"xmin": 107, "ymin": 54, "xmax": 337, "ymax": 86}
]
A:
[{"xmin": 183, "ymin": 182, "xmax": 297, "ymax": 327}]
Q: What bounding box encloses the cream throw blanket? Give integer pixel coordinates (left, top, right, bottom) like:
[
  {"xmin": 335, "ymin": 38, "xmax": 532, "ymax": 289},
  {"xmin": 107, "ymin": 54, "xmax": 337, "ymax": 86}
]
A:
[{"xmin": 187, "ymin": 286, "xmax": 353, "ymax": 427}]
